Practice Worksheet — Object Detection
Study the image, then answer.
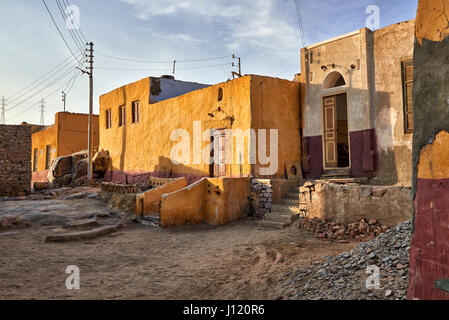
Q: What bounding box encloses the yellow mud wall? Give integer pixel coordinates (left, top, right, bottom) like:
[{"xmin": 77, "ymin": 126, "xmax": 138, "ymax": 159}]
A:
[
  {"xmin": 160, "ymin": 178, "xmax": 207, "ymax": 227},
  {"xmin": 250, "ymin": 76, "xmax": 301, "ymax": 178},
  {"xmin": 56, "ymin": 112, "xmax": 99, "ymax": 157},
  {"xmin": 31, "ymin": 125, "xmax": 58, "ymax": 172},
  {"xmin": 415, "ymin": 0, "xmax": 449, "ymax": 45},
  {"xmin": 160, "ymin": 177, "xmax": 249, "ymax": 227},
  {"xmin": 99, "ymin": 76, "xmax": 253, "ymax": 179},
  {"xmin": 204, "ymin": 177, "xmax": 249, "ymax": 225},
  {"xmin": 136, "ymin": 177, "xmax": 187, "ymax": 216}
]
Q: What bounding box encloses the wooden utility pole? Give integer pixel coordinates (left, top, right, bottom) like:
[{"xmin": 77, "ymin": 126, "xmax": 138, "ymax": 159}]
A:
[
  {"xmin": 87, "ymin": 42, "xmax": 94, "ymax": 180},
  {"xmin": 62, "ymin": 91, "xmax": 66, "ymax": 112},
  {"xmin": 232, "ymin": 54, "xmax": 242, "ymax": 79}
]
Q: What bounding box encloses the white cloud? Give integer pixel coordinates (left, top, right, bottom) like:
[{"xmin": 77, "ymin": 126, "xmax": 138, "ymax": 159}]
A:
[{"xmin": 119, "ymin": 0, "xmax": 300, "ymax": 54}]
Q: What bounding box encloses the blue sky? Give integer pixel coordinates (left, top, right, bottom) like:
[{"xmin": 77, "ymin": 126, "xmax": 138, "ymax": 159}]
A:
[{"xmin": 0, "ymin": 0, "xmax": 418, "ymax": 125}]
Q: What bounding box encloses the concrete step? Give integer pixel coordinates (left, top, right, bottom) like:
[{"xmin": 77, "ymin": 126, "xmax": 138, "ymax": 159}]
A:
[
  {"xmin": 279, "ymin": 198, "xmax": 299, "ymax": 206},
  {"xmin": 264, "ymin": 213, "xmax": 298, "ymax": 224},
  {"xmin": 255, "ymin": 220, "xmax": 289, "ymax": 229},
  {"xmin": 271, "ymin": 204, "xmax": 300, "ymax": 214}
]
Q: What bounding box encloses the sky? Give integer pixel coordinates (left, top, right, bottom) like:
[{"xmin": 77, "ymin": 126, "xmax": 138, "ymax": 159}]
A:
[{"xmin": 0, "ymin": 0, "xmax": 418, "ymax": 125}]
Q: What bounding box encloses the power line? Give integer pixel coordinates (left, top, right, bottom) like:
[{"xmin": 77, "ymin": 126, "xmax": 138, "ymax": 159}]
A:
[
  {"xmin": 96, "ymin": 62, "xmax": 234, "ymax": 72},
  {"xmin": 294, "ymin": 0, "xmax": 306, "ymax": 48},
  {"xmin": 55, "ymin": 0, "xmax": 86, "ymax": 52},
  {"xmin": 63, "ymin": 0, "xmax": 88, "ymax": 43},
  {"xmin": 6, "ymin": 49, "xmax": 82, "ymax": 101},
  {"xmin": 6, "ymin": 62, "xmax": 80, "ymax": 113},
  {"xmin": 96, "ymin": 51, "xmax": 233, "ymax": 64},
  {"xmin": 41, "ymin": 0, "xmax": 82, "ymax": 64},
  {"xmin": 7, "ymin": 51, "xmax": 83, "ymax": 105},
  {"xmin": 7, "ymin": 75, "xmax": 79, "ymax": 122}
]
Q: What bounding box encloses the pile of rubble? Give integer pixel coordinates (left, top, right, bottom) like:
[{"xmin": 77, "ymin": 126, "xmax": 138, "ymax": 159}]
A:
[
  {"xmin": 299, "ymin": 217, "xmax": 389, "ymax": 242},
  {"xmin": 280, "ymin": 220, "xmax": 411, "ymax": 300}
]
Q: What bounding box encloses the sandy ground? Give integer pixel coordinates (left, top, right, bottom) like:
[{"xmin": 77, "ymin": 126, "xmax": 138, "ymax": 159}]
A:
[{"xmin": 0, "ymin": 216, "xmax": 361, "ymax": 300}]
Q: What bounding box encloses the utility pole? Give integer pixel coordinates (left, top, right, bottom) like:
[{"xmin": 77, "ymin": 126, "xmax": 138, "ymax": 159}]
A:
[
  {"xmin": 39, "ymin": 98, "xmax": 45, "ymax": 125},
  {"xmin": 1, "ymin": 96, "xmax": 6, "ymax": 124},
  {"xmin": 231, "ymin": 54, "xmax": 242, "ymax": 79},
  {"xmin": 87, "ymin": 42, "xmax": 94, "ymax": 180},
  {"xmin": 62, "ymin": 91, "xmax": 66, "ymax": 112}
]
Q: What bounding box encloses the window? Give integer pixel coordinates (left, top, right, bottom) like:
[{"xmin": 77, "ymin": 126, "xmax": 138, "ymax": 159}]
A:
[
  {"xmin": 118, "ymin": 105, "xmax": 126, "ymax": 127},
  {"xmin": 45, "ymin": 145, "xmax": 51, "ymax": 170},
  {"xmin": 132, "ymin": 101, "xmax": 140, "ymax": 123},
  {"xmin": 33, "ymin": 148, "xmax": 38, "ymax": 172},
  {"xmin": 218, "ymin": 88, "xmax": 223, "ymax": 102},
  {"xmin": 402, "ymin": 60, "xmax": 414, "ymax": 133},
  {"xmin": 106, "ymin": 109, "xmax": 112, "ymax": 129}
]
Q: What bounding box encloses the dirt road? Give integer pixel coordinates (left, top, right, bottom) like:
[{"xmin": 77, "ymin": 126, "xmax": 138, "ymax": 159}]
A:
[{"xmin": 0, "ymin": 215, "xmax": 358, "ymax": 299}]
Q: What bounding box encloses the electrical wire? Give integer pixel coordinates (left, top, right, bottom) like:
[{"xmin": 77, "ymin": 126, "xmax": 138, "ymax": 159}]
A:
[
  {"xmin": 55, "ymin": 0, "xmax": 86, "ymax": 52},
  {"xmin": 41, "ymin": 0, "xmax": 82, "ymax": 64},
  {"xmin": 95, "ymin": 62, "xmax": 233, "ymax": 72},
  {"xmin": 294, "ymin": 0, "xmax": 306, "ymax": 48},
  {"xmin": 63, "ymin": 0, "xmax": 88, "ymax": 43},
  {"xmin": 96, "ymin": 51, "xmax": 233, "ymax": 64},
  {"xmin": 6, "ymin": 61, "xmax": 80, "ymax": 113},
  {"xmin": 7, "ymin": 51, "xmax": 83, "ymax": 106},
  {"xmin": 7, "ymin": 75, "xmax": 81, "ymax": 122},
  {"xmin": 6, "ymin": 49, "xmax": 83, "ymax": 101}
]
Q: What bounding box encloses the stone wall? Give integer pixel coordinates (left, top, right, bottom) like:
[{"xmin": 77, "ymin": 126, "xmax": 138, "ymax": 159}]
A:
[
  {"xmin": 0, "ymin": 125, "xmax": 31, "ymax": 197},
  {"xmin": 300, "ymin": 181, "xmax": 411, "ymax": 227},
  {"xmin": 250, "ymin": 179, "xmax": 273, "ymax": 218}
]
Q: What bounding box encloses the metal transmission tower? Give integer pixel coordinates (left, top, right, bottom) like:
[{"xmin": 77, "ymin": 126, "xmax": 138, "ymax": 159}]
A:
[
  {"xmin": 39, "ymin": 98, "xmax": 46, "ymax": 125},
  {"xmin": 1, "ymin": 96, "xmax": 6, "ymax": 124}
]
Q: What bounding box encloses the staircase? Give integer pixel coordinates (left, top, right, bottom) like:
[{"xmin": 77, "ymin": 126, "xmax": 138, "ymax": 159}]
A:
[{"xmin": 255, "ymin": 184, "xmax": 301, "ymax": 229}]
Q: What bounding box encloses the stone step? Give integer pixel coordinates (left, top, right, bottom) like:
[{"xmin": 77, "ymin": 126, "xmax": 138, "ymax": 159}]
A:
[
  {"xmin": 285, "ymin": 192, "xmax": 299, "ymax": 200},
  {"xmin": 279, "ymin": 198, "xmax": 299, "ymax": 206},
  {"xmin": 255, "ymin": 220, "xmax": 289, "ymax": 229},
  {"xmin": 289, "ymin": 186, "xmax": 301, "ymax": 193},
  {"xmin": 271, "ymin": 204, "xmax": 300, "ymax": 214},
  {"xmin": 264, "ymin": 213, "xmax": 298, "ymax": 224}
]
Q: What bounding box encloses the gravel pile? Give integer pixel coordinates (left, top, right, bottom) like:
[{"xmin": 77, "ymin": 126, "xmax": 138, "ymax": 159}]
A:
[{"xmin": 280, "ymin": 220, "xmax": 411, "ymax": 300}]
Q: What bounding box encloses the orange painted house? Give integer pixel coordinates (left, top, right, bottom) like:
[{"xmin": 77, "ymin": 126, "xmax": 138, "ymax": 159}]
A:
[
  {"xmin": 99, "ymin": 75, "xmax": 302, "ymax": 185},
  {"xmin": 31, "ymin": 112, "xmax": 99, "ymax": 184}
]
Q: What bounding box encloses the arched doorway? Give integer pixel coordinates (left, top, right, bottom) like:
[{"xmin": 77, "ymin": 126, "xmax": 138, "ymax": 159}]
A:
[
  {"xmin": 323, "ymin": 71, "xmax": 346, "ymax": 89},
  {"xmin": 322, "ymin": 72, "xmax": 350, "ymax": 170}
]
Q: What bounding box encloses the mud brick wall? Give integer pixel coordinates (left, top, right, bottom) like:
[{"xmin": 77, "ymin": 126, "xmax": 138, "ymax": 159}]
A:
[{"xmin": 0, "ymin": 125, "xmax": 31, "ymax": 196}]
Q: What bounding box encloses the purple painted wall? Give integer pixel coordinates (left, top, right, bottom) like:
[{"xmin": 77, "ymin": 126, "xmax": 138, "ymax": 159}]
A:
[{"xmin": 303, "ymin": 129, "xmax": 377, "ymax": 179}]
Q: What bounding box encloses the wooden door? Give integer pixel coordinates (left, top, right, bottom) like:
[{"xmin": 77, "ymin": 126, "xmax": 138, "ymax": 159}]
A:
[
  {"xmin": 211, "ymin": 129, "xmax": 226, "ymax": 177},
  {"xmin": 323, "ymin": 96, "xmax": 338, "ymax": 168}
]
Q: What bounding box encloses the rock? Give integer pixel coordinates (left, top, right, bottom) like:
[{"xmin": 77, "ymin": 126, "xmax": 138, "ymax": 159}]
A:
[
  {"xmin": 385, "ymin": 290, "xmax": 393, "ymax": 297},
  {"xmin": 47, "ymin": 156, "xmax": 72, "ymax": 188},
  {"xmin": 93, "ymin": 149, "xmax": 110, "ymax": 175},
  {"xmin": 62, "ymin": 174, "xmax": 72, "ymax": 186},
  {"xmin": 33, "ymin": 182, "xmax": 49, "ymax": 191},
  {"xmin": 72, "ymin": 159, "xmax": 88, "ymax": 180}
]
